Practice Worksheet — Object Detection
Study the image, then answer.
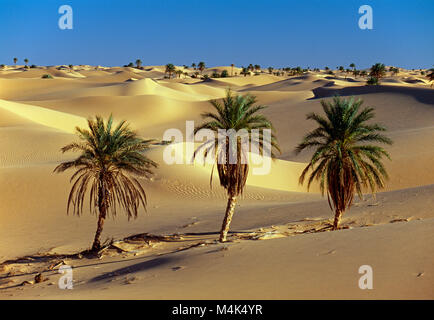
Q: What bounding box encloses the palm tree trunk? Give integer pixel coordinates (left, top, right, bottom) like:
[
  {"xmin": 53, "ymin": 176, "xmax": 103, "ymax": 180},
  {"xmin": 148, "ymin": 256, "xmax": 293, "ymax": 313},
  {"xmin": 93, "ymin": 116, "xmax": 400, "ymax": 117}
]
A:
[
  {"xmin": 92, "ymin": 212, "xmax": 105, "ymax": 251},
  {"xmin": 219, "ymin": 195, "xmax": 237, "ymax": 242},
  {"xmin": 333, "ymin": 209, "xmax": 343, "ymax": 230},
  {"xmin": 91, "ymin": 179, "xmax": 107, "ymax": 251}
]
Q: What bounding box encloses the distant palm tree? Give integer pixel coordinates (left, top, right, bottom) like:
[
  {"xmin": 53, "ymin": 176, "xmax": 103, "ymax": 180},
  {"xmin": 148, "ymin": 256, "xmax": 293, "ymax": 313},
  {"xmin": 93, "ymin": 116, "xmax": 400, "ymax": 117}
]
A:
[
  {"xmin": 176, "ymin": 69, "xmax": 183, "ymax": 78},
  {"xmin": 339, "ymin": 66, "xmax": 344, "ymax": 72},
  {"xmin": 427, "ymin": 68, "xmax": 434, "ymax": 88},
  {"xmin": 349, "ymin": 63, "xmax": 355, "ymax": 71},
  {"xmin": 254, "ymin": 64, "xmax": 261, "ymax": 72},
  {"xmin": 13, "ymin": 57, "xmax": 17, "ymax": 66},
  {"xmin": 231, "ymin": 63, "xmax": 235, "ymax": 76},
  {"xmin": 295, "ymin": 96, "xmax": 392, "ymax": 230},
  {"xmin": 268, "ymin": 67, "xmax": 273, "ymax": 74},
  {"xmin": 136, "ymin": 59, "xmax": 142, "ymax": 69},
  {"xmin": 353, "ymin": 69, "xmax": 360, "ymax": 78},
  {"xmin": 165, "ymin": 63, "xmax": 175, "ymax": 78},
  {"xmin": 192, "ymin": 63, "xmax": 196, "ymax": 70},
  {"xmin": 369, "ymin": 63, "xmax": 386, "ymax": 82},
  {"xmin": 241, "ymin": 67, "xmax": 249, "ymax": 77},
  {"xmin": 198, "ymin": 61, "xmax": 205, "ymax": 74},
  {"xmin": 54, "ymin": 115, "xmax": 157, "ymax": 251},
  {"xmin": 193, "ymin": 90, "xmax": 280, "ymax": 242},
  {"xmin": 24, "ymin": 58, "xmax": 29, "ymax": 66},
  {"xmin": 325, "ymin": 66, "xmax": 330, "ymax": 71},
  {"xmin": 360, "ymin": 70, "xmax": 367, "ymax": 78}
]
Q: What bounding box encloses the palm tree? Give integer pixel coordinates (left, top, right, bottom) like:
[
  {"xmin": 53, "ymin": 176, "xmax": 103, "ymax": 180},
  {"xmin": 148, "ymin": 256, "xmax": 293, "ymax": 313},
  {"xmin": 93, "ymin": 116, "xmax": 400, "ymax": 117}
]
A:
[
  {"xmin": 135, "ymin": 59, "xmax": 142, "ymax": 69},
  {"xmin": 426, "ymin": 68, "xmax": 434, "ymax": 87},
  {"xmin": 193, "ymin": 90, "xmax": 280, "ymax": 242},
  {"xmin": 176, "ymin": 69, "xmax": 183, "ymax": 78},
  {"xmin": 231, "ymin": 63, "xmax": 235, "ymax": 76},
  {"xmin": 192, "ymin": 63, "xmax": 196, "ymax": 70},
  {"xmin": 165, "ymin": 63, "xmax": 175, "ymax": 78},
  {"xmin": 369, "ymin": 63, "xmax": 386, "ymax": 83},
  {"xmin": 24, "ymin": 58, "xmax": 29, "ymax": 67},
  {"xmin": 54, "ymin": 115, "xmax": 157, "ymax": 251},
  {"xmin": 295, "ymin": 96, "xmax": 392, "ymax": 230},
  {"xmin": 13, "ymin": 57, "xmax": 17, "ymax": 66},
  {"xmin": 268, "ymin": 67, "xmax": 273, "ymax": 74},
  {"xmin": 349, "ymin": 63, "xmax": 356, "ymax": 71},
  {"xmin": 198, "ymin": 61, "xmax": 205, "ymax": 74},
  {"xmin": 240, "ymin": 67, "xmax": 249, "ymax": 77}
]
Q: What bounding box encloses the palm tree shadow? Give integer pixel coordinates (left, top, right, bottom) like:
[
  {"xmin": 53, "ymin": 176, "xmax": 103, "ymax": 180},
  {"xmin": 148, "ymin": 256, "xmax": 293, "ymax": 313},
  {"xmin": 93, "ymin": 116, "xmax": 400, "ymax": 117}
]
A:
[{"xmin": 89, "ymin": 256, "xmax": 178, "ymax": 283}]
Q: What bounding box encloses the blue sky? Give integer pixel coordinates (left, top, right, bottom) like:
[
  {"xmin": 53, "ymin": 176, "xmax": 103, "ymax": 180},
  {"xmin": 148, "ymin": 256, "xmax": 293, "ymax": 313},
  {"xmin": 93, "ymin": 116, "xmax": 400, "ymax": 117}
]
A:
[{"xmin": 0, "ymin": 0, "xmax": 432, "ymax": 69}]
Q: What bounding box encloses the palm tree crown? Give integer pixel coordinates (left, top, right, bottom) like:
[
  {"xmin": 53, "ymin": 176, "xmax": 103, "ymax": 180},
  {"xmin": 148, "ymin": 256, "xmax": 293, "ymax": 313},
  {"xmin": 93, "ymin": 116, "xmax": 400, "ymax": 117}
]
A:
[
  {"xmin": 369, "ymin": 63, "xmax": 386, "ymax": 80},
  {"xmin": 54, "ymin": 115, "xmax": 157, "ymax": 250},
  {"xmin": 165, "ymin": 63, "xmax": 175, "ymax": 78},
  {"xmin": 295, "ymin": 96, "xmax": 392, "ymax": 230},
  {"xmin": 194, "ymin": 90, "xmax": 280, "ymax": 241}
]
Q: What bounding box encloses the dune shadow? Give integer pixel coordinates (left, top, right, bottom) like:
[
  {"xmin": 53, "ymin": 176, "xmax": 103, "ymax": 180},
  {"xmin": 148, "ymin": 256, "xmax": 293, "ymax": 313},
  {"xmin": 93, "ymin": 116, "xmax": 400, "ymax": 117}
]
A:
[{"xmin": 309, "ymin": 85, "xmax": 434, "ymax": 104}]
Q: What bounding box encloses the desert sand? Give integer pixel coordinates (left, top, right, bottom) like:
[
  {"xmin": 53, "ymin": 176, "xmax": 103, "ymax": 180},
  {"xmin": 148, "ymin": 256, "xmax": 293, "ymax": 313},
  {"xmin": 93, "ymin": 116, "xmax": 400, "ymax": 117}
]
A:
[{"xmin": 0, "ymin": 65, "xmax": 433, "ymax": 299}]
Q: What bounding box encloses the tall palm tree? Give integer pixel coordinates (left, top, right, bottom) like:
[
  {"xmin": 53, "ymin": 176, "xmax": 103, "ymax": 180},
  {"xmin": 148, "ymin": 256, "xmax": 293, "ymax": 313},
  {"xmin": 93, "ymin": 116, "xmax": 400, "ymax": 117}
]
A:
[
  {"xmin": 176, "ymin": 69, "xmax": 183, "ymax": 78},
  {"xmin": 165, "ymin": 63, "xmax": 175, "ymax": 78},
  {"xmin": 13, "ymin": 57, "xmax": 17, "ymax": 66},
  {"xmin": 426, "ymin": 68, "xmax": 434, "ymax": 88},
  {"xmin": 24, "ymin": 58, "xmax": 29, "ymax": 66},
  {"xmin": 231, "ymin": 63, "xmax": 235, "ymax": 76},
  {"xmin": 295, "ymin": 96, "xmax": 392, "ymax": 230},
  {"xmin": 369, "ymin": 63, "xmax": 386, "ymax": 82},
  {"xmin": 193, "ymin": 90, "xmax": 280, "ymax": 242},
  {"xmin": 135, "ymin": 59, "xmax": 142, "ymax": 69},
  {"xmin": 349, "ymin": 63, "xmax": 356, "ymax": 71},
  {"xmin": 198, "ymin": 61, "xmax": 205, "ymax": 74},
  {"xmin": 54, "ymin": 115, "xmax": 157, "ymax": 251},
  {"xmin": 192, "ymin": 63, "xmax": 196, "ymax": 70}
]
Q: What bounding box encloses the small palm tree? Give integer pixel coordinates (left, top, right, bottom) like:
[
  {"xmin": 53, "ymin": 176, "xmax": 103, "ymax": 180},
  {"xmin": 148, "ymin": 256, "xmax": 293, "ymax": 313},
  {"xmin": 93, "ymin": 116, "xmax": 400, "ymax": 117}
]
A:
[
  {"xmin": 165, "ymin": 63, "xmax": 175, "ymax": 78},
  {"xmin": 231, "ymin": 63, "xmax": 235, "ymax": 76},
  {"xmin": 295, "ymin": 96, "xmax": 392, "ymax": 230},
  {"xmin": 426, "ymin": 68, "xmax": 434, "ymax": 88},
  {"xmin": 369, "ymin": 63, "xmax": 386, "ymax": 83},
  {"xmin": 176, "ymin": 69, "xmax": 183, "ymax": 78},
  {"xmin": 24, "ymin": 58, "xmax": 29, "ymax": 66},
  {"xmin": 198, "ymin": 61, "xmax": 205, "ymax": 74},
  {"xmin": 193, "ymin": 90, "xmax": 280, "ymax": 242},
  {"xmin": 268, "ymin": 66, "xmax": 273, "ymax": 74},
  {"xmin": 192, "ymin": 63, "xmax": 196, "ymax": 70},
  {"xmin": 241, "ymin": 67, "xmax": 249, "ymax": 77},
  {"xmin": 136, "ymin": 59, "xmax": 142, "ymax": 69},
  {"xmin": 350, "ymin": 63, "xmax": 356, "ymax": 71},
  {"xmin": 13, "ymin": 57, "xmax": 18, "ymax": 66},
  {"xmin": 54, "ymin": 115, "xmax": 157, "ymax": 251}
]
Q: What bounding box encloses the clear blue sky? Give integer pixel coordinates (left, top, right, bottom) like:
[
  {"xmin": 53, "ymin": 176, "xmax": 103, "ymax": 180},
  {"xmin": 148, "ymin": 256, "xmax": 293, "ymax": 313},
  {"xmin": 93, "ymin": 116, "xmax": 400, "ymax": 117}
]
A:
[{"xmin": 0, "ymin": 0, "xmax": 433, "ymax": 69}]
